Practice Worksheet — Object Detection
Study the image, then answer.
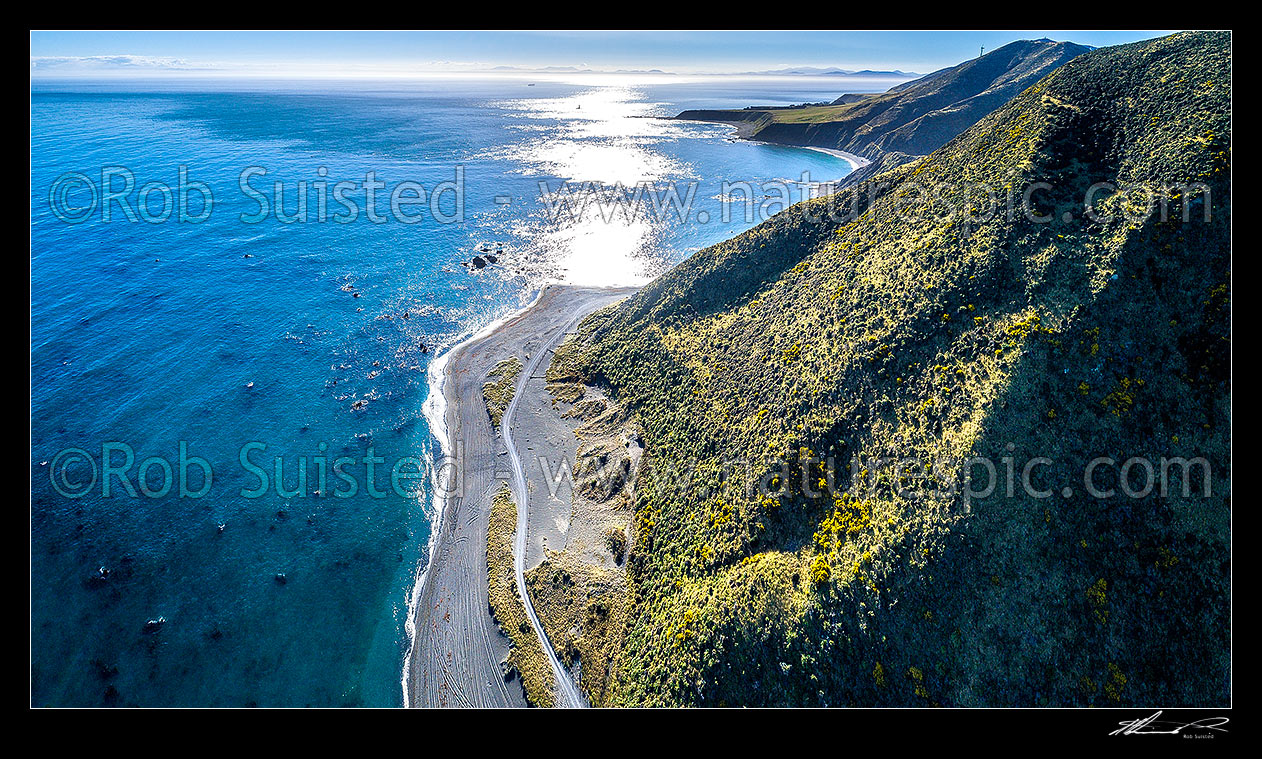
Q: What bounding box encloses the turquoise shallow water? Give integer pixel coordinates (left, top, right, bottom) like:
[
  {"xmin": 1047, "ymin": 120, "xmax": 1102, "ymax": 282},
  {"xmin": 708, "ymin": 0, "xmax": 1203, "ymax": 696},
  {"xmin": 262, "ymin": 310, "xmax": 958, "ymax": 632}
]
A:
[{"xmin": 29, "ymin": 74, "xmax": 886, "ymax": 706}]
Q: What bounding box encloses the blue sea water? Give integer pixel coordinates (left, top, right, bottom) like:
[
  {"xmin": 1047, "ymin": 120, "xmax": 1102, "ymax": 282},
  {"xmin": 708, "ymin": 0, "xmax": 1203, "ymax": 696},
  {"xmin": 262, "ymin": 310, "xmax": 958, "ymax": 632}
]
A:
[{"xmin": 29, "ymin": 74, "xmax": 884, "ymax": 706}]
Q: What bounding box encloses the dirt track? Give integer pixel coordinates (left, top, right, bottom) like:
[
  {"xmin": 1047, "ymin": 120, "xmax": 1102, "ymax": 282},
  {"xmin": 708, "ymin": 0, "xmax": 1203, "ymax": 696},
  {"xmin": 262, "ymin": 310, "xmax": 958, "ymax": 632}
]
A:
[{"xmin": 405, "ymin": 285, "xmax": 636, "ymax": 708}]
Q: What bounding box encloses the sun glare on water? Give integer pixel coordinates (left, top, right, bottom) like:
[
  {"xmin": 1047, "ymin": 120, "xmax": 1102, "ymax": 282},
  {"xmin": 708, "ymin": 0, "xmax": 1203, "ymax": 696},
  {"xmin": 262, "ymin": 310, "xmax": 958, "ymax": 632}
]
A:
[{"xmin": 490, "ymin": 85, "xmax": 699, "ymax": 287}]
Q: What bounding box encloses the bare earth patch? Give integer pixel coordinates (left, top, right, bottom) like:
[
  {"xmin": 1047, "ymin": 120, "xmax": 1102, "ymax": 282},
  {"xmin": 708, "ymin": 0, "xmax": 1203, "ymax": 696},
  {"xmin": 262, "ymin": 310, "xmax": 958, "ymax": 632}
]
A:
[{"xmin": 510, "ymin": 335, "xmax": 644, "ymax": 704}]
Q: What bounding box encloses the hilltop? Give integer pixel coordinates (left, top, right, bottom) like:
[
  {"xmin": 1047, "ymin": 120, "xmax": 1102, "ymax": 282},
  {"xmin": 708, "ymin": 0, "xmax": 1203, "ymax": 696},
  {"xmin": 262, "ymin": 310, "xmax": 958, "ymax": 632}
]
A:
[
  {"xmin": 677, "ymin": 39, "xmax": 1093, "ymax": 176},
  {"xmin": 555, "ymin": 31, "xmax": 1231, "ymax": 706}
]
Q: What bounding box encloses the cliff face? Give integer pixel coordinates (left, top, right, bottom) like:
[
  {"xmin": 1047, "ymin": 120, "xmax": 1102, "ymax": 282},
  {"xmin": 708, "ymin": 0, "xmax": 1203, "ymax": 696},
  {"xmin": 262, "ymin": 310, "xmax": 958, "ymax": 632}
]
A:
[
  {"xmin": 562, "ymin": 32, "xmax": 1231, "ymax": 706},
  {"xmin": 679, "ymin": 39, "xmax": 1093, "ymax": 166}
]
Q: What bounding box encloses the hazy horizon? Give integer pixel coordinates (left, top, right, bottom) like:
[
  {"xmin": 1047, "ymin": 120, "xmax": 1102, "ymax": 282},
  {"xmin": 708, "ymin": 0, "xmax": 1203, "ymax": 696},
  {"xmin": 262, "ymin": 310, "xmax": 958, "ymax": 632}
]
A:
[{"xmin": 29, "ymin": 30, "xmax": 1175, "ymax": 79}]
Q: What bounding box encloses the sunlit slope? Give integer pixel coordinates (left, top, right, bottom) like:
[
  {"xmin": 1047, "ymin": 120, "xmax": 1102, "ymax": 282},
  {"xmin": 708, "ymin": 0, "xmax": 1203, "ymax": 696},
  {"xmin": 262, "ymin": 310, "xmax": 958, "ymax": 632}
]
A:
[{"xmin": 560, "ymin": 31, "xmax": 1230, "ymax": 706}]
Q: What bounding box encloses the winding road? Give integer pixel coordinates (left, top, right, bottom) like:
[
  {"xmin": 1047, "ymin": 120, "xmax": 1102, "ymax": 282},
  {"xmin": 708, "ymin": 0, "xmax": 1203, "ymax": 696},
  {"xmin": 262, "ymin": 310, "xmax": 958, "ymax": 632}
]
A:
[
  {"xmin": 501, "ymin": 305, "xmax": 591, "ymax": 709},
  {"xmin": 405, "ymin": 285, "xmax": 636, "ymax": 708}
]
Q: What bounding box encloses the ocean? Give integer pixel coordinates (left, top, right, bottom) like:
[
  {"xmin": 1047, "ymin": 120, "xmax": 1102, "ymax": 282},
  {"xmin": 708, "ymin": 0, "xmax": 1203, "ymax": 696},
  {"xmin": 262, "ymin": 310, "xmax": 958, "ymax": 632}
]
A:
[{"xmin": 29, "ymin": 74, "xmax": 892, "ymax": 706}]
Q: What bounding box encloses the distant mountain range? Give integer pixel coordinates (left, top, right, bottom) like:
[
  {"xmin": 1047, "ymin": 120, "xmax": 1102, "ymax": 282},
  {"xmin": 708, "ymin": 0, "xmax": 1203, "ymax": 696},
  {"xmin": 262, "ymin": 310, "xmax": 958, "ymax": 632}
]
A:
[
  {"xmin": 480, "ymin": 65, "xmax": 917, "ymax": 77},
  {"xmin": 732, "ymin": 67, "xmax": 920, "ymax": 77},
  {"xmin": 488, "ymin": 65, "xmax": 670, "ymax": 74}
]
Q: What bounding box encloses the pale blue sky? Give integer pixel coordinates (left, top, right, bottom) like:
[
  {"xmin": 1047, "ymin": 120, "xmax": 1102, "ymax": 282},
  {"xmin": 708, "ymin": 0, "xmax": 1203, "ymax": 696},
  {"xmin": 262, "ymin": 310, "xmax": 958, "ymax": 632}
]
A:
[{"xmin": 29, "ymin": 30, "xmax": 1176, "ymax": 78}]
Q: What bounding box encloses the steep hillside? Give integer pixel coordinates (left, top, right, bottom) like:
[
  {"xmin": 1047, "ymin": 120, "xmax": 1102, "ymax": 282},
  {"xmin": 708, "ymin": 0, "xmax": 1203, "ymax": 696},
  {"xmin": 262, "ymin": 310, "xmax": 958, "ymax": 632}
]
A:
[
  {"xmin": 678, "ymin": 39, "xmax": 1092, "ymax": 165},
  {"xmin": 558, "ymin": 31, "xmax": 1231, "ymax": 707}
]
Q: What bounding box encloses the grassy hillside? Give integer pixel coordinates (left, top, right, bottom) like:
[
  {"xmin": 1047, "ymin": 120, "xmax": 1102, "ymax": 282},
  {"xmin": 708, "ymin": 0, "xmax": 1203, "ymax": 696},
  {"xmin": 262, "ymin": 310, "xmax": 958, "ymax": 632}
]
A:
[
  {"xmin": 679, "ymin": 39, "xmax": 1091, "ymax": 163},
  {"xmin": 558, "ymin": 31, "xmax": 1231, "ymax": 707}
]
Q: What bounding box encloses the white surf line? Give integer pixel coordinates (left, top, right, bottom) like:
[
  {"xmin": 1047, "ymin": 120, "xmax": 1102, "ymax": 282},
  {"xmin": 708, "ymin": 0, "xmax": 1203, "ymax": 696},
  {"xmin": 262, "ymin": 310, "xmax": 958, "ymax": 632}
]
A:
[
  {"xmin": 501, "ymin": 302, "xmax": 589, "ymax": 709},
  {"xmin": 698, "ymin": 119, "xmax": 872, "ymax": 182},
  {"xmin": 402, "ymin": 287, "xmax": 547, "ymax": 708},
  {"xmin": 794, "ymin": 144, "xmax": 872, "ymax": 170}
]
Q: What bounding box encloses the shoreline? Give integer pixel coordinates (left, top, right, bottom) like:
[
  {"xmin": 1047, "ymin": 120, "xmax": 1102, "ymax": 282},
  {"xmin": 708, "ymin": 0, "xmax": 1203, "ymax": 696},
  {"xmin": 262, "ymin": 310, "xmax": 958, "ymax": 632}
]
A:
[
  {"xmin": 401, "ymin": 286, "xmax": 547, "ymax": 707},
  {"xmin": 402, "ymin": 283, "xmax": 637, "ymax": 707},
  {"xmin": 792, "ymin": 143, "xmax": 872, "ymax": 170}
]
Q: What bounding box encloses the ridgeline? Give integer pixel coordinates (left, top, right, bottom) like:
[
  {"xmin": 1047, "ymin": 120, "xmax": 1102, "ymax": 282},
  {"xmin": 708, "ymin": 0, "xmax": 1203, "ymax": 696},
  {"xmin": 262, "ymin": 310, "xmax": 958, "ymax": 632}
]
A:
[{"xmin": 678, "ymin": 38, "xmax": 1093, "ymax": 183}]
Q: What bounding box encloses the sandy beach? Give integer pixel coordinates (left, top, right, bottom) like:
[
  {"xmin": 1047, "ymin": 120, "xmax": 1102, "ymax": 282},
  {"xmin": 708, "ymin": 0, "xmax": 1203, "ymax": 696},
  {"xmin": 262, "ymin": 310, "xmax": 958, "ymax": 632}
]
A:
[
  {"xmin": 671, "ymin": 115, "xmax": 873, "ymax": 171},
  {"xmin": 793, "ymin": 143, "xmax": 871, "ymax": 170},
  {"xmin": 404, "ymin": 284, "xmax": 637, "ymax": 708}
]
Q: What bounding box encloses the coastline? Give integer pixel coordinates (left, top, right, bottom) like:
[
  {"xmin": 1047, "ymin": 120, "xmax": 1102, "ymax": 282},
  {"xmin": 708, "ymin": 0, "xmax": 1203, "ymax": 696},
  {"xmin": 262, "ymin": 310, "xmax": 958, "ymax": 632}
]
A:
[
  {"xmin": 402, "ymin": 111, "xmax": 856, "ymax": 706},
  {"xmin": 403, "ymin": 284, "xmax": 637, "ymax": 708},
  {"xmin": 402, "ymin": 109, "xmax": 873, "ymax": 708},
  {"xmin": 406, "ymin": 113, "xmax": 878, "ymax": 702},
  {"xmin": 402, "ymin": 117, "xmax": 867, "ymax": 704},
  {"xmin": 401, "ymin": 287, "xmax": 546, "ymax": 707}
]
